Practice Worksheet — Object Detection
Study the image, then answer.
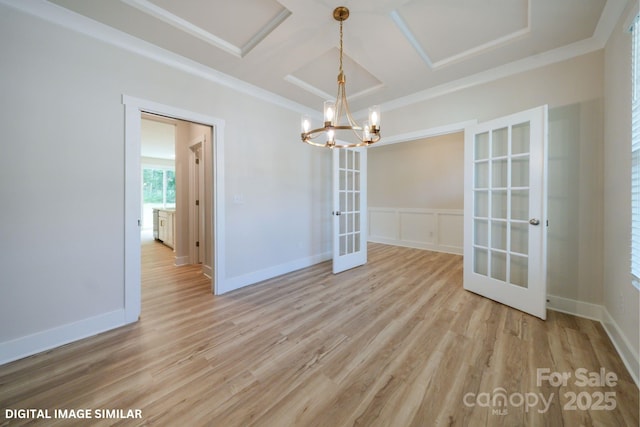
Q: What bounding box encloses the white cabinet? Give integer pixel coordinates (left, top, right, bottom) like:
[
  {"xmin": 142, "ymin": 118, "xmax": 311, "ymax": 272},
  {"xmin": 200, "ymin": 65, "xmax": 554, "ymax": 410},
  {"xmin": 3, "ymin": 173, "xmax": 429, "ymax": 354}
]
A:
[{"xmin": 157, "ymin": 209, "xmax": 175, "ymax": 249}]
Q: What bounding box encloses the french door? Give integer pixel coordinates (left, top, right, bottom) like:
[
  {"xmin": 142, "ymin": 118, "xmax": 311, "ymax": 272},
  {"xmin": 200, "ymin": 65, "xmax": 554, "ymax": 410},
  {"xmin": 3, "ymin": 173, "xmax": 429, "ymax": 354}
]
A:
[
  {"xmin": 463, "ymin": 106, "xmax": 548, "ymax": 319},
  {"xmin": 333, "ymin": 148, "xmax": 367, "ymax": 274}
]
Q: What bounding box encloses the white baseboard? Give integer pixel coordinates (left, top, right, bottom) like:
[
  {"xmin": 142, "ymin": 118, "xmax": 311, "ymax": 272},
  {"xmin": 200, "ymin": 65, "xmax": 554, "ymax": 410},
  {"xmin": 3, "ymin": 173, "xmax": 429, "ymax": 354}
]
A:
[
  {"xmin": 202, "ymin": 264, "xmax": 212, "ymax": 279},
  {"xmin": 601, "ymin": 308, "xmax": 640, "ymax": 387},
  {"xmin": 0, "ymin": 309, "xmax": 128, "ymax": 366},
  {"xmin": 368, "ymin": 208, "xmax": 463, "ymax": 256},
  {"xmin": 547, "ymin": 294, "xmax": 639, "ymax": 387},
  {"xmin": 368, "ymin": 237, "xmax": 463, "ymax": 255},
  {"xmin": 546, "ymin": 294, "xmax": 603, "ymax": 321},
  {"xmin": 219, "ymin": 252, "xmax": 331, "ymax": 294},
  {"xmin": 174, "ymin": 255, "xmax": 190, "ymax": 266}
]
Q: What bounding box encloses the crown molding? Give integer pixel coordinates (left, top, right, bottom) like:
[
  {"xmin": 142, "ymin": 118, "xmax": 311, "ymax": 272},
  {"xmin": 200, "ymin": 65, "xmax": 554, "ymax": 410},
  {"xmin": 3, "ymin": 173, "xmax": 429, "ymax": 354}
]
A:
[
  {"xmin": 378, "ymin": 36, "xmax": 603, "ymax": 114},
  {"xmin": 373, "ymin": 0, "xmax": 627, "ymax": 115},
  {"xmin": 0, "ymin": 0, "xmax": 628, "ymax": 118},
  {"xmin": 121, "ymin": 0, "xmax": 291, "ymax": 58},
  {"xmin": 594, "ymin": 0, "xmax": 632, "ymax": 43},
  {"xmin": 0, "ymin": 0, "xmax": 316, "ymax": 116}
]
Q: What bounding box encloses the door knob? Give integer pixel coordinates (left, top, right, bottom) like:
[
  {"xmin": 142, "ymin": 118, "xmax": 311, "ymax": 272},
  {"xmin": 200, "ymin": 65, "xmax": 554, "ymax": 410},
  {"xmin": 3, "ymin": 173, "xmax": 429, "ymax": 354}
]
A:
[
  {"xmin": 332, "ymin": 211, "xmax": 341, "ymax": 216},
  {"xmin": 529, "ymin": 218, "xmax": 540, "ymax": 226}
]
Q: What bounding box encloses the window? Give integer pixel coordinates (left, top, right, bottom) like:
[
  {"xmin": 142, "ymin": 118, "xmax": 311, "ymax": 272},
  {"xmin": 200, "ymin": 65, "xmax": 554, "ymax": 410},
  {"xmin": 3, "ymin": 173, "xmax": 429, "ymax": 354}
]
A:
[
  {"xmin": 632, "ymin": 14, "xmax": 640, "ymax": 290},
  {"xmin": 143, "ymin": 168, "xmax": 175, "ymax": 206},
  {"xmin": 142, "ymin": 167, "xmax": 175, "ymax": 229}
]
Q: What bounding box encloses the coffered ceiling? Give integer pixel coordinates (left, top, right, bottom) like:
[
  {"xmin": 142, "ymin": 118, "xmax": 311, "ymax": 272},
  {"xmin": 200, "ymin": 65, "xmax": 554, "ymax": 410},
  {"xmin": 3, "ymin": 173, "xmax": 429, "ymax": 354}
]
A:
[{"xmin": 42, "ymin": 0, "xmax": 628, "ymax": 113}]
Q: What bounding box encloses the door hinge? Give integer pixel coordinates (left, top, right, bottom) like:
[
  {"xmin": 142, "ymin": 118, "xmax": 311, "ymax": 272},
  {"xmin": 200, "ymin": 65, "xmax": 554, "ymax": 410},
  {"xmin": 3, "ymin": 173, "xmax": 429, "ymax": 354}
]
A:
[
  {"xmin": 195, "ymin": 199, "xmax": 199, "ymax": 206},
  {"xmin": 137, "ymin": 219, "xmax": 141, "ymax": 226},
  {"xmin": 195, "ymin": 158, "xmax": 200, "ymax": 165},
  {"xmin": 196, "ymin": 241, "xmax": 200, "ymax": 247}
]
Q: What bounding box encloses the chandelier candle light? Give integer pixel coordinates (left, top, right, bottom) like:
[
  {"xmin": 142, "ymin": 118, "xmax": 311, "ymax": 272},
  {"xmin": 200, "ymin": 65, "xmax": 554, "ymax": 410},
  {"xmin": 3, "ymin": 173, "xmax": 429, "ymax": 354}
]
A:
[{"xmin": 300, "ymin": 6, "xmax": 381, "ymax": 148}]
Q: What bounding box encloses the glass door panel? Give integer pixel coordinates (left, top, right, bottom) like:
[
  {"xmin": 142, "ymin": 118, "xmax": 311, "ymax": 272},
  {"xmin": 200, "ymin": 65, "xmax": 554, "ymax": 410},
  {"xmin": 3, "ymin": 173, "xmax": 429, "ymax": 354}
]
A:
[
  {"xmin": 471, "ymin": 119, "xmax": 534, "ymax": 289},
  {"xmin": 465, "ymin": 106, "xmax": 547, "ymax": 320},
  {"xmin": 333, "ymin": 148, "xmax": 367, "ymax": 273}
]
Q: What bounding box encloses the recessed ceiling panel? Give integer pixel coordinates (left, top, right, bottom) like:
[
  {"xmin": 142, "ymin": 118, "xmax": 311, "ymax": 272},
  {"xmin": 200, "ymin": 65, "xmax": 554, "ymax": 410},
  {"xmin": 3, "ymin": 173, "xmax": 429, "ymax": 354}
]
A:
[
  {"xmin": 128, "ymin": 0, "xmax": 291, "ymax": 56},
  {"xmin": 289, "ymin": 47, "xmax": 382, "ymax": 100},
  {"xmin": 397, "ymin": 0, "xmax": 529, "ymax": 65},
  {"xmin": 44, "ymin": 0, "xmax": 619, "ymax": 112},
  {"xmin": 534, "ymin": 0, "xmax": 606, "ymax": 43}
]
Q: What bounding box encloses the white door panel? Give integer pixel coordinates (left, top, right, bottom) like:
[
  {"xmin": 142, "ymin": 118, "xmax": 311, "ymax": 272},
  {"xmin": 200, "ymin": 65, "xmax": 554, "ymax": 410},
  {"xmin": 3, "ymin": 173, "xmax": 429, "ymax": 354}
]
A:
[
  {"xmin": 464, "ymin": 106, "xmax": 548, "ymax": 319},
  {"xmin": 333, "ymin": 148, "xmax": 367, "ymax": 274}
]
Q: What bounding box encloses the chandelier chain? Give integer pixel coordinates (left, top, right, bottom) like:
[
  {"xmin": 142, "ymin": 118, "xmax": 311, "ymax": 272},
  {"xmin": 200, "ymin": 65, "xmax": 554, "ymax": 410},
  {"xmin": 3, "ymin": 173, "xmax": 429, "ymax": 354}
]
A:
[{"xmin": 339, "ymin": 19, "xmax": 343, "ymax": 73}]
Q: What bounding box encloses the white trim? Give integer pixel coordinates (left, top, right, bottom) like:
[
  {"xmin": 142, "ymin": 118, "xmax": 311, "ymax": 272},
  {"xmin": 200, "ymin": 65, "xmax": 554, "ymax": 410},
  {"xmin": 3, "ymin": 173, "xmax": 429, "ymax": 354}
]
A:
[
  {"xmin": 381, "ymin": 38, "xmax": 601, "ymax": 114},
  {"xmin": 124, "ymin": 102, "xmax": 142, "ymax": 323},
  {"xmin": 284, "ymin": 75, "xmax": 333, "ymax": 101},
  {"xmin": 123, "ymin": 94, "xmax": 226, "ymax": 303},
  {"xmin": 433, "ymin": 26, "xmax": 529, "ymax": 70},
  {"xmin": 0, "ymin": 0, "xmax": 314, "ymax": 116},
  {"xmin": 390, "ymin": 10, "xmax": 433, "ymax": 67},
  {"xmin": 0, "ymin": 0, "xmax": 625, "ymax": 118},
  {"xmin": 202, "ymin": 264, "xmax": 212, "ymax": 279},
  {"xmin": 174, "ymin": 255, "xmax": 190, "ymax": 266},
  {"xmin": 547, "ymin": 295, "xmax": 639, "ymax": 387},
  {"xmin": 121, "ymin": 0, "xmax": 291, "ymax": 58},
  {"xmin": 188, "ymin": 135, "xmax": 206, "ymax": 266},
  {"xmin": 368, "ymin": 208, "xmax": 464, "ymax": 255},
  {"xmin": 391, "ymin": 1, "xmax": 532, "ymax": 70},
  {"xmin": 121, "ymin": 0, "xmax": 241, "ymax": 57},
  {"xmin": 370, "ymin": 120, "xmax": 476, "ymax": 147},
  {"xmin": 284, "ymin": 74, "xmax": 384, "ymax": 103},
  {"xmin": 546, "ymin": 294, "xmax": 604, "ymax": 321},
  {"xmin": 608, "ymin": 0, "xmax": 639, "ymax": 36},
  {"xmin": 242, "ymin": 8, "xmax": 292, "ymax": 57},
  {"xmin": 368, "ymin": 236, "xmax": 462, "ymax": 256},
  {"xmin": 0, "ymin": 310, "xmax": 126, "ymax": 365},
  {"xmin": 220, "ymin": 252, "xmax": 332, "ymax": 294},
  {"xmin": 601, "ymin": 308, "xmax": 640, "ymax": 387}
]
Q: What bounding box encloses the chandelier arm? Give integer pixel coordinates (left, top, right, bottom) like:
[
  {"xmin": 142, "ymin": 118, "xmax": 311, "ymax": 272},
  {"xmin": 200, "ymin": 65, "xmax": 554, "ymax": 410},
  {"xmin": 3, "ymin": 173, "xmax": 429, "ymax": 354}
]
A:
[
  {"xmin": 300, "ymin": 6, "xmax": 381, "ymax": 149},
  {"xmin": 335, "ymin": 84, "xmax": 344, "ymax": 126}
]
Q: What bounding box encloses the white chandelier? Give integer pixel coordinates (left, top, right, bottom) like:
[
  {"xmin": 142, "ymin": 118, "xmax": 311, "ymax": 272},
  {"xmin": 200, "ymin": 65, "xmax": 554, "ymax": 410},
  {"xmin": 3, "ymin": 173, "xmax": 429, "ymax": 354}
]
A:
[{"xmin": 300, "ymin": 6, "xmax": 381, "ymax": 148}]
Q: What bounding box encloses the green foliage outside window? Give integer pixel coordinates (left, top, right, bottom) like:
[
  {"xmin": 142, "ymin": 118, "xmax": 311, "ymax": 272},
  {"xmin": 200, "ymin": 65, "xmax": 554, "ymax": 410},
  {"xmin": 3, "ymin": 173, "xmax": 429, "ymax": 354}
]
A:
[{"xmin": 143, "ymin": 168, "xmax": 175, "ymax": 204}]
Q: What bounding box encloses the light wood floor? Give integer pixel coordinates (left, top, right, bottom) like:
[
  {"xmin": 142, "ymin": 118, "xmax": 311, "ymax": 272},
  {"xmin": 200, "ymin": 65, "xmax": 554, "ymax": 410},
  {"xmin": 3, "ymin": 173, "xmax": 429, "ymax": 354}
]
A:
[{"xmin": 1, "ymin": 240, "xmax": 638, "ymax": 426}]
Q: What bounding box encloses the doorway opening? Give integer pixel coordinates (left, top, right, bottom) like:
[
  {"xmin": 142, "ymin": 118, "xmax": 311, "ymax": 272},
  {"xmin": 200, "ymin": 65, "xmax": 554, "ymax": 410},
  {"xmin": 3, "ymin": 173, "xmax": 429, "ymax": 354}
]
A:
[
  {"xmin": 123, "ymin": 95, "xmax": 225, "ymax": 324},
  {"xmin": 140, "ymin": 112, "xmax": 211, "ymax": 273}
]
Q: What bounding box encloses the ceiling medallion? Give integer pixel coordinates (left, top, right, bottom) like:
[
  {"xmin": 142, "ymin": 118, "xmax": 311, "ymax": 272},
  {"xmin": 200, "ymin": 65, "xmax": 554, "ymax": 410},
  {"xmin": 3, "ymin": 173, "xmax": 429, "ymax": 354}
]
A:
[{"xmin": 300, "ymin": 6, "xmax": 381, "ymax": 148}]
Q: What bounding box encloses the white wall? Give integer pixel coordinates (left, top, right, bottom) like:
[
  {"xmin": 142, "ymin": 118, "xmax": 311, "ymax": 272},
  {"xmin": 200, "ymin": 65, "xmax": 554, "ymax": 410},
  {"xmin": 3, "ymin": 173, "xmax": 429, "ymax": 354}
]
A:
[
  {"xmin": 173, "ymin": 120, "xmax": 211, "ymax": 267},
  {"xmin": 603, "ymin": 2, "xmax": 640, "ymax": 378},
  {"xmin": 547, "ymin": 100, "xmax": 604, "ymax": 304},
  {"xmin": 383, "ymin": 51, "xmax": 605, "ymax": 306},
  {"xmin": 0, "ymin": 4, "xmax": 331, "ymax": 360},
  {"xmin": 382, "ymin": 51, "xmax": 605, "ymax": 136},
  {"xmin": 368, "ymin": 132, "xmax": 464, "ymax": 254},
  {"xmin": 368, "ymin": 208, "xmax": 463, "ymax": 255},
  {"xmin": 368, "ymin": 132, "xmax": 464, "ymax": 209}
]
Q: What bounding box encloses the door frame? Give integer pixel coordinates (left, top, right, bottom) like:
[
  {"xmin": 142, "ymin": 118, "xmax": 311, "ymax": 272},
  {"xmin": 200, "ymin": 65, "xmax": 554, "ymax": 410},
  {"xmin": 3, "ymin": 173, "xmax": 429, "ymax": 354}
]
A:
[
  {"xmin": 123, "ymin": 95, "xmax": 226, "ymax": 323},
  {"xmin": 188, "ymin": 136, "xmax": 207, "ymax": 266}
]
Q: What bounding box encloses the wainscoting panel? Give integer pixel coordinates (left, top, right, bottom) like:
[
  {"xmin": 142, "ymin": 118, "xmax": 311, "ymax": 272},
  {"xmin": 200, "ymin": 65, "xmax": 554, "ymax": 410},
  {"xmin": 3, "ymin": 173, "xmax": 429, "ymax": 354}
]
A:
[{"xmin": 368, "ymin": 208, "xmax": 463, "ymax": 255}]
